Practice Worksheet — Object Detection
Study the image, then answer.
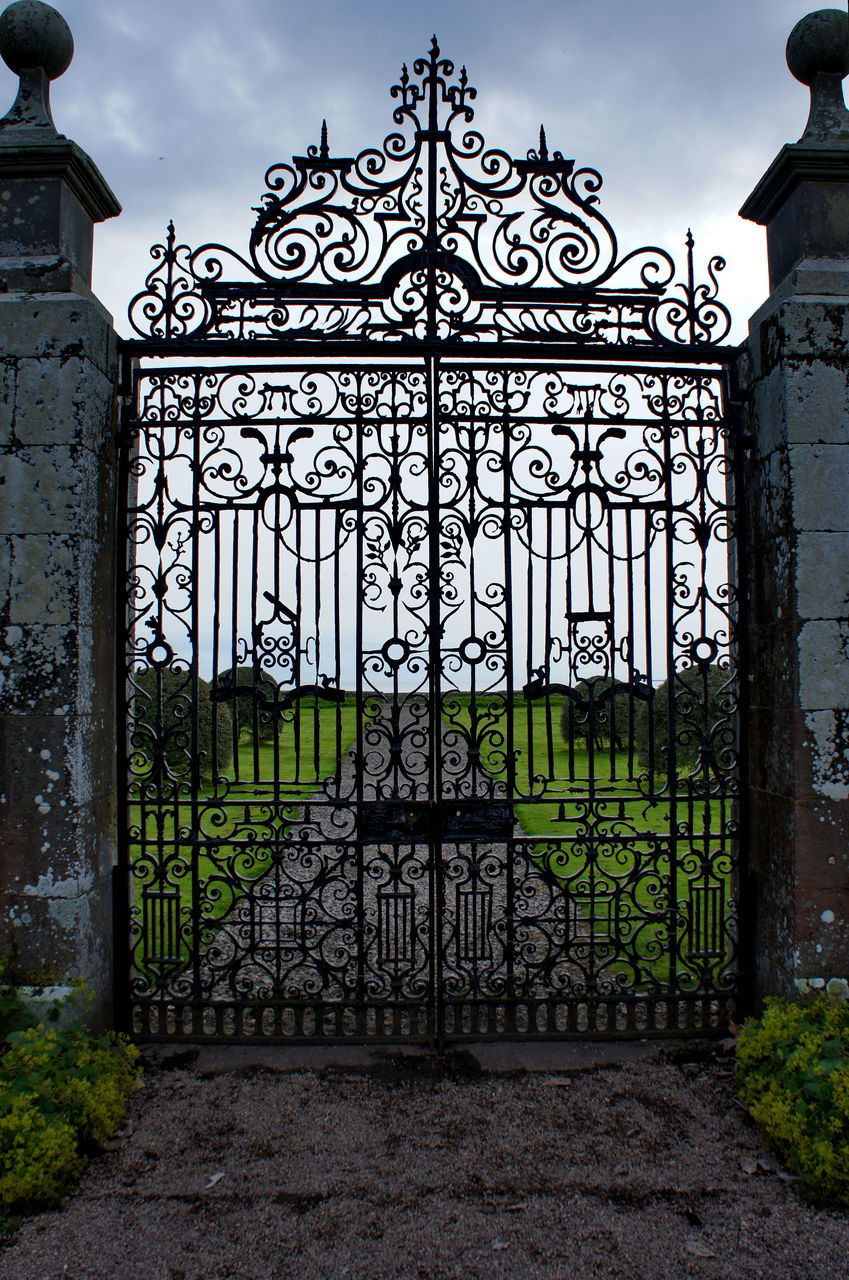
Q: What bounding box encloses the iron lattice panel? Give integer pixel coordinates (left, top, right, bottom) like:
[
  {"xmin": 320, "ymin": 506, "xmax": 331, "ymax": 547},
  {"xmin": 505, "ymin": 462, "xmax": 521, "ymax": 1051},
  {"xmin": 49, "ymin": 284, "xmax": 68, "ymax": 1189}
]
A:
[
  {"xmin": 119, "ymin": 357, "xmax": 740, "ymax": 1042},
  {"xmin": 127, "ymin": 39, "xmax": 730, "ymax": 351}
]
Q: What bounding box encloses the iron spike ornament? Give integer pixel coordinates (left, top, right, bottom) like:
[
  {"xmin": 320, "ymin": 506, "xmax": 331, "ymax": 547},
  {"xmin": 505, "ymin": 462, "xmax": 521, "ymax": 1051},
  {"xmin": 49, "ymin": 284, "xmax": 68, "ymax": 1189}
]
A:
[{"xmin": 128, "ymin": 41, "xmax": 731, "ymax": 346}]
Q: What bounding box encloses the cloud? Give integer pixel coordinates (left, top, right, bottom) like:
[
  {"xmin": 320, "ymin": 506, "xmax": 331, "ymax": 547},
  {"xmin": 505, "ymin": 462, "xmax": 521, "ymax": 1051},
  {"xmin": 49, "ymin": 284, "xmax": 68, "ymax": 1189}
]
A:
[{"xmin": 0, "ymin": 0, "xmax": 821, "ymax": 333}]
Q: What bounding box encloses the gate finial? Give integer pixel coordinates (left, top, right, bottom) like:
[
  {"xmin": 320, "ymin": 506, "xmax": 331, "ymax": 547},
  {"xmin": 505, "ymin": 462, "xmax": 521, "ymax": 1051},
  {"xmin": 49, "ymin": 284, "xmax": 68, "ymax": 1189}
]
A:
[
  {"xmin": 741, "ymin": 9, "xmax": 849, "ymax": 289},
  {"xmin": 0, "ymin": 0, "xmax": 73, "ymax": 133},
  {"xmin": 786, "ymin": 8, "xmax": 849, "ymax": 140},
  {"xmin": 0, "ymin": 0, "xmax": 119, "ymax": 291}
]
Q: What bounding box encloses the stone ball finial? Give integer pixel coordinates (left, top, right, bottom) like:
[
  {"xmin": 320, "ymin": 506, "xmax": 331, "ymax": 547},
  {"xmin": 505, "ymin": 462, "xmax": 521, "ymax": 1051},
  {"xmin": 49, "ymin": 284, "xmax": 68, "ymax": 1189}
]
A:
[
  {"xmin": 0, "ymin": 0, "xmax": 73, "ymax": 81},
  {"xmin": 786, "ymin": 9, "xmax": 849, "ymax": 86}
]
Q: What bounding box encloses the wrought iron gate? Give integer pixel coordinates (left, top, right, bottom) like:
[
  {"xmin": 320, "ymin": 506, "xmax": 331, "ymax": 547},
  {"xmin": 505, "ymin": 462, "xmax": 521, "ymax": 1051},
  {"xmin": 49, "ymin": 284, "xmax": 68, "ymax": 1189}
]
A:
[{"xmin": 117, "ymin": 40, "xmax": 742, "ymax": 1042}]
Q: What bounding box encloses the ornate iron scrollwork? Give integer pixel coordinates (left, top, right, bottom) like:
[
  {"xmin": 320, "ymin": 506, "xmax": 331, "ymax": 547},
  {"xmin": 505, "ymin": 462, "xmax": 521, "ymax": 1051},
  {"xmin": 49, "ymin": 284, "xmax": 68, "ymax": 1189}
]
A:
[
  {"xmin": 128, "ymin": 39, "xmax": 730, "ymax": 348},
  {"xmin": 119, "ymin": 39, "xmax": 740, "ymax": 1044}
]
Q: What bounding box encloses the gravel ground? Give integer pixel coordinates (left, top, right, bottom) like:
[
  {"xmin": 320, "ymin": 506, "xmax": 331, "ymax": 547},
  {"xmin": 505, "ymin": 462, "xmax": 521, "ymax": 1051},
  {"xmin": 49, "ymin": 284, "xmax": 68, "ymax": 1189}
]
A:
[{"xmin": 2, "ymin": 1044, "xmax": 848, "ymax": 1280}]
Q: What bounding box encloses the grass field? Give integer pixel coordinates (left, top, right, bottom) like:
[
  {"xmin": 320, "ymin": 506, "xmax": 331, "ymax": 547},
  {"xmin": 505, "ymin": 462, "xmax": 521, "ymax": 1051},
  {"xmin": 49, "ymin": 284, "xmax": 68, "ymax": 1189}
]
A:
[
  {"xmin": 129, "ymin": 698, "xmax": 360, "ymax": 968},
  {"xmin": 130, "ymin": 692, "xmax": 735, "ymax": 987},
  {"xmin": 441, "ymin": 692, "xmax": 734, "ymax": 986}
]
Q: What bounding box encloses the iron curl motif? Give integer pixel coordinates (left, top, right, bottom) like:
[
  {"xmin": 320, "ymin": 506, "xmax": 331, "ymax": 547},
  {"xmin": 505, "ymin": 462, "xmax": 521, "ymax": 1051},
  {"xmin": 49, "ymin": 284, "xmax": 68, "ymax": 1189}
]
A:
[{"xmin": 128, "ymin": 39, "xmax": 730, "ymax": 348}]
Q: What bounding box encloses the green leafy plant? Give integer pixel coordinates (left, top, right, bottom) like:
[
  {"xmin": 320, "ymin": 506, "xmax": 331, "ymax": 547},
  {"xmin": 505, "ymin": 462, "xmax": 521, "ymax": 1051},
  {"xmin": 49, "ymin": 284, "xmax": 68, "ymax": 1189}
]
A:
[
  {"xmin": 0, "ymin": 977, "xmax": 140, "ymax": 1224},
  {"xmin": 736, "ymin": 996, "xmax": 849, "ymax": 1206},
  {"xmin": 0, "ymin": 960, "xmax": 37, "ymax": 1042},
  {"xmin": 632, "ymin": 662, "xmax": 733, "ymax": 773},
  {"xmin": 215, "ymin": 663, "xmax": 280, "ymax": 746},
  {"xmin": 559, "ymin": 677, "xmax": 631, "ymax": 751},
  {"xmin": 131, "ymin": 666, "xmax": 233, "ymax": 780}
]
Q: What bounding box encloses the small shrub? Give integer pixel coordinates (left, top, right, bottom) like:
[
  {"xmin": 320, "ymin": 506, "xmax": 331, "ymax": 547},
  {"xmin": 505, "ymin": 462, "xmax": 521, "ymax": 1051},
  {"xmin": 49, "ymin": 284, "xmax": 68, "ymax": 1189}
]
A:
[
  {"xmin": 0, "ymin": 981, "xmax": 140, "ymax": 1220},
  {"xmin": 131, "ymin": 666, "xmax": 233, "ymax": 780},
  {"xmin": 736, "ymin": 996, "xmax": 849, "ymax": 1207},
  {"xmin": 0, "ymin": 1091, "xmax": 82, "ymax": 1210},
  {"xmin": 215, "ymin": 663, "xmax": 280, "ymax": 746},
  {"xmin": 560, "ymin": 677, "xmax": 629, "ymax": 751},
  {"xmin": 632, "ymin": 662, "xmax": 733, "ymax": 773},
  {"xmin": 0, "ymin": 960, "xmax": 37, "ymax": 1041}
]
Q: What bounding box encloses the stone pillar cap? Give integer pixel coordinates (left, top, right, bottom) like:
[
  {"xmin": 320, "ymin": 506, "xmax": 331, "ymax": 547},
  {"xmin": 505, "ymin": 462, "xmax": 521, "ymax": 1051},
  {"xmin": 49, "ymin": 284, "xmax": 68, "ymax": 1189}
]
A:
[
  {"xmin": 740, "ymin": 9, "xmax": 849, "ymax": 227},
  {"xmin": 0, "ymin": 0, "xmax": 73, "ymax": 79},
  {"xmin": 0, "ymin": 1, "xmax": 119, "ymax": 223}
]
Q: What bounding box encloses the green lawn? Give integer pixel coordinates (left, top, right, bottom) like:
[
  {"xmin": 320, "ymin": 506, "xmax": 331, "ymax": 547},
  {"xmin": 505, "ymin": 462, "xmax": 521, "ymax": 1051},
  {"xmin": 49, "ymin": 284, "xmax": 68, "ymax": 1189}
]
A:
[
  {"xmin": 440, "ymin": 691, "xmax": 735, "ymax": 987},
  {"xmin": 130, "ymin": 692, "xmax": 735, "ymax": 991},
  {"xmin": 129, "ymin": 698, "xmax": 360, "ymax": 973}
]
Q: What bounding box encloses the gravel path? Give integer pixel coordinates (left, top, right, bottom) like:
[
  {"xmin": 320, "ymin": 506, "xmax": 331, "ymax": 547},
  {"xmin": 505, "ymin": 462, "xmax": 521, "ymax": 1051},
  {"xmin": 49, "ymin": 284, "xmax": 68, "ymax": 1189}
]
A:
[
  {"xmin": 200, "ymin": 697, "xmax": 534, "ymax": 1009},
  {"xmin": 2, "ymin": 1043, "xmax": 848, "ymax": 1280}
]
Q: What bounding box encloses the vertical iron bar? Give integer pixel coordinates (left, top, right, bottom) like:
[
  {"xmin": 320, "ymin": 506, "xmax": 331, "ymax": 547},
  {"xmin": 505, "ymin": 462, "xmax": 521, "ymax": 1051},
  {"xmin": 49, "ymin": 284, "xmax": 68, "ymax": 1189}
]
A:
[
  {"xmin": 354, "ymin": 370, "xmax": 366, "ymax": 1024},
  {"xmin": 189, "ymin": 372, "xmax": 203, "ymax": 1005},
  {"xmin": 427, "ymin": 352, "xmax": 444, "ymax": 1046},
  {"xmin": 725, "ymin": 359, "xmax": 753, "ymax": 1019},
  {"xmin": 661, "ymin": 372, "xmax": 680, "ymax": 996},
  {"xmin": 314, "ymin": 509, "xmax": 321, "ymax": 782},
  {"xmin": 502, "ymin": 367, "xmax": 516, "ymax": 1022}
]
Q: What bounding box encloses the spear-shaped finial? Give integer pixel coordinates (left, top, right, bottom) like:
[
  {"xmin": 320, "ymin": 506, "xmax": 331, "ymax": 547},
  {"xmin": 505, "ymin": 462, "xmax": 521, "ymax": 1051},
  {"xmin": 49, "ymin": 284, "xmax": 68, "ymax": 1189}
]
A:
[
  {"xmin": 539, "ymin": 124, "xmax": 549, "ymax": 162},
  {"xmin": 319, "ymin": 118, "xmax": 329, "ymax": 160},
  {"xmin": 685, "ymin": 229, "xmax": 696, "ymax": 343}
]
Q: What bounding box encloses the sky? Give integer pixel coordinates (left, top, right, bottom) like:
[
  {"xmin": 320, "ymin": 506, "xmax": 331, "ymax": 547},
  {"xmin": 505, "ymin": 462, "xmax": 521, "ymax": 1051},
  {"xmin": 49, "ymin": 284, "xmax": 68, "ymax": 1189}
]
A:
[{"xmin": 0, "ymin": 0, "xmax": 832, "ymax": 340}]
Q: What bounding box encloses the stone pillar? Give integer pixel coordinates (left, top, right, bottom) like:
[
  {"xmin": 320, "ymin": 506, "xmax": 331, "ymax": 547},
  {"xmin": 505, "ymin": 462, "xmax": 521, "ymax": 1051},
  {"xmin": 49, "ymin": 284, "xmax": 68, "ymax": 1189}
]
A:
[
  {"xmin": 0, "ymin": 1, "xmax": 120, "ymax": 1025},
  {"xmin": 739, "ymin": 9, "xmax": 849, "ymax": 1002}
]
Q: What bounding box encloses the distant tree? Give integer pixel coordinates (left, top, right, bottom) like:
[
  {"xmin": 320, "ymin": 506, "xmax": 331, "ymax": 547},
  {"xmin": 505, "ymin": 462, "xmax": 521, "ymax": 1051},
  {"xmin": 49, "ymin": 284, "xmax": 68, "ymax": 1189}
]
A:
[
  {"xmin": 131, "ymin": 667, "xmax": 233, "ymax": 780},
  {"xmin": 632, "ymin": 663, "xmax": 734, "ymax": 773},
  {"xmin": 214, "ymin": 664, "xmax": 280, "ymax": 745},
  {"xmin": 560, "ymin": 676, "xmax": 638, "ymax": 752}
]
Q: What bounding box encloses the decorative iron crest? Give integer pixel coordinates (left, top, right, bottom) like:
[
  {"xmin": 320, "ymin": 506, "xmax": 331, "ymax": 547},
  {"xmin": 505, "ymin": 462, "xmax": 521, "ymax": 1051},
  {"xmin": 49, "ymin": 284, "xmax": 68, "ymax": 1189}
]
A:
[{"xmin": 129, "ymin": 39, "xmax": 730, "ymax": 347}]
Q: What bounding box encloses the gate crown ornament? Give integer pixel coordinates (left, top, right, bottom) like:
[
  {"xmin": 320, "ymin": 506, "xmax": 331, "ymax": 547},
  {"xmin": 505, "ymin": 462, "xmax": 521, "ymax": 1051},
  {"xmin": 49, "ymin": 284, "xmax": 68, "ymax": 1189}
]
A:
[{"xmin": 128, "ymin": 38, "xmax": 731, "ymax": 349}]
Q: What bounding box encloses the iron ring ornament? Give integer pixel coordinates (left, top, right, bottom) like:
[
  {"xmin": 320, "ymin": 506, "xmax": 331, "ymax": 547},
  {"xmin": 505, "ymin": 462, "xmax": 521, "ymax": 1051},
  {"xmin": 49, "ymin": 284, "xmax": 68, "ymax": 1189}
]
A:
[{"xmin": 128, "ymin": 38, "xmax": 730, "ymax": 349}]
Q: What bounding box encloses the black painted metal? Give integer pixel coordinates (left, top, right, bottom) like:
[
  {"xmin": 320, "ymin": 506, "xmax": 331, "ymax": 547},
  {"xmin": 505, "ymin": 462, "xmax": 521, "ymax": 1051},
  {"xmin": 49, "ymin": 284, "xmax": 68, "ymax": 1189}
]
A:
[
  {"xmin": 126, "ymin": 38, "xmax": 730, "ymax": 353},
  {"xmin": 117, "ymin": 42, "xmax": 741, "ymax": 1043}
]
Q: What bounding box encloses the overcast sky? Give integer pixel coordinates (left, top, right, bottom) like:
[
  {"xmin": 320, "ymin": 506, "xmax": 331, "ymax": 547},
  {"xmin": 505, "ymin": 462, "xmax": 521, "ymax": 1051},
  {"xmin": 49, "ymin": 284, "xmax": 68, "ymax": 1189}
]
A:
[{"xmin": 1, "ymin": 0, "xmax": 834, "ymax": 339}]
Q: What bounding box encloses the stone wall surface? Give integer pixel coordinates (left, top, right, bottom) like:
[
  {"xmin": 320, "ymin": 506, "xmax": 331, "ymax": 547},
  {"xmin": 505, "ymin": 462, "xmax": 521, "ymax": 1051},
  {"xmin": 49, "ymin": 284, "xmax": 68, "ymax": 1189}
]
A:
[
  {"xmin": 0, "ymin": 1, "xmax": 121, "ymax": 1026},
  {"xmin": 742, "ymin": 269, "xmax": 849, "ymax": 999},
  {"xmin": 0, "ymin": 288, "xmax": 118, "ymax": 1024},
  {"xmin": 737, "ymin": 9, "xmax": 849, "ymax": 1006}
]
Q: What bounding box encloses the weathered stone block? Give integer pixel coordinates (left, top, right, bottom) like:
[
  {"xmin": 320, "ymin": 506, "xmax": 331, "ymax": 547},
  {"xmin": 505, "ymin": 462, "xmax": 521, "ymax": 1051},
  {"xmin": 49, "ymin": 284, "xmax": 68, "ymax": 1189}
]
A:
[
  {"xmin": 748, "ymin": 703, "xmax": 799, "ymax": 798},
  {"xmin": 747, "ymin": 787, "xmax": 796, "ymax": 996},
  {"xmin": 0, "ymin": 358, "xmax": 14, "ymax": 448},
  {"xmin": 797, "ymin": 532, "xmax": 849, "ymax": 616},
  {"xmin": 745, "ymin": 366, "xmax": 789, "ymax": 457},
  {"xmin": 0, "ymin": 622, "xmax": 91, "ymax": 713},
  {"xmin": 804, "ymin": 709, "xmax": 849, "ymax": 800},
  {"xmin": 0, "ymin": 532, "xmax": 10, "ymax": 617},
  {"xmin": 0, "ymin": 292, "xmax": 116, "ymax": 375},
  {"xmin": 785, "ymin": 360, "xmax": 849, "ymax": 445},
  {"xmin": 0, "ymin": 881, "xmax": 111, "ymax": 1015},
  {"xmin": 789, "ymin": 443, "xmax": 849, "ymax": 530},
  {"xmin": 0, "ymin": 443, "xmax": 106, "ymax": 538},
  {"xmin": 795, "ymin": 889, "xmax": 849, "ymax": 977},
  {"xmin": 747, "ymin": 447, "xmax": 794, "ymax": 544},
  {"xmin": 0, "ymin": 177, "xmax": 94, "ymax": 278},
  {"xmin": 799, "ymin": 619, "xmax": 849, "ymax": 708},
  {"xmin": 13, "ymin": 355, "xmax": 115, "ymax": 449},
  {"xmin": 764, "ymin": 299, "xmax": 849, "ymax": 366},
  {"xmin": 747, "ymin": 622, "xmax": 798, "ymax": 709},
  {"xmin": 8, "ymin": 533, "xmax": 92, "ymax": 624}
]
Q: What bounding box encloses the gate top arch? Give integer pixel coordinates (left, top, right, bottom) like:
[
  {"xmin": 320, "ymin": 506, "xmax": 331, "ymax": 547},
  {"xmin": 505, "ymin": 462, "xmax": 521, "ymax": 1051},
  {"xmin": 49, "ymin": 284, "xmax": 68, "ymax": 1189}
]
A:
[{"xmin": 127, "ymin": 37, "xmax": 731, "ymax": 352}]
